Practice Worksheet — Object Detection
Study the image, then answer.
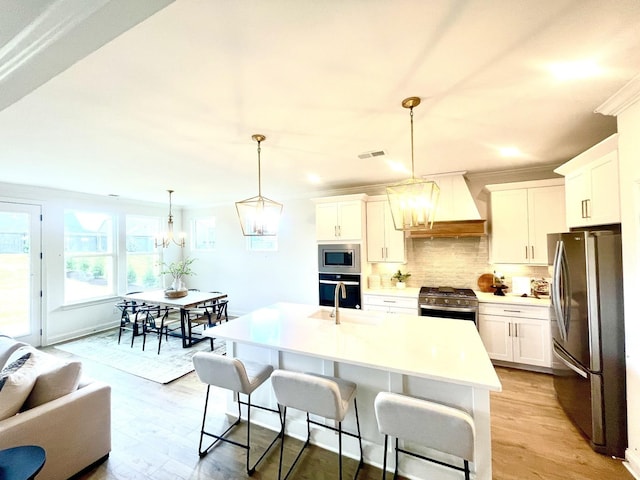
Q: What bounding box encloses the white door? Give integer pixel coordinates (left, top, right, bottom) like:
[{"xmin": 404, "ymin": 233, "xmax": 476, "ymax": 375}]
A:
[{"xmin": 0, "ymin": 202, "xmax": 42, "ymax": 346}]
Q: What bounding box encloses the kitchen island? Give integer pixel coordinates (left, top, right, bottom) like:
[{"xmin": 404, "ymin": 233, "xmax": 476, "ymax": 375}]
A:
[{"xmin": 204, "ymin": 302, "xmax": 501, "ymax": 479}]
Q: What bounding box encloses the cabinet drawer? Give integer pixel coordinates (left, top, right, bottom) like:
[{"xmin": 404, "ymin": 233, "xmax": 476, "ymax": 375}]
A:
[
  {"xmin": 479, "ymin": 303, "xmax": 549, "ymax": 320},
  {"xmin": 363, "ymin": 295, "xmax": 418, "ymax": 310}
]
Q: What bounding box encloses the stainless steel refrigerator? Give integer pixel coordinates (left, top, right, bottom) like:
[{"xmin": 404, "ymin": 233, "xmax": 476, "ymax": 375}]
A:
[{"xmin": 547, "ymin": 229, "xmax": 627, "ymax": 457}]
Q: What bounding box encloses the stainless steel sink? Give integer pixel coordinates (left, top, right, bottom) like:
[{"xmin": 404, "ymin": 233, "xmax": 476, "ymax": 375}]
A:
[{"xmin": 307, "ymin": 308, "xmax": 384, "ymax": 325}]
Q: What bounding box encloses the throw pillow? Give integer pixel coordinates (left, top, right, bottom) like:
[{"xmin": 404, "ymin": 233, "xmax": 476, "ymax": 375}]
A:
[
  {"xmin": 0, "ymin": 335, "xmax": 28, "ymax": 368},
  {"xmin": 22, "ymin": 350, "xmax": 83, "ymax": 410},
  {"xmin": 0, "ymin": 347, "xmax": 39, "ymax": 420}
]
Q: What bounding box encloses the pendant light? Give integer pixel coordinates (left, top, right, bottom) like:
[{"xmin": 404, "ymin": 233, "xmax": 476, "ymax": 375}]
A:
[
  {"xmin": 235, "ymin": 134, "xmax": 283, "ymax": 236},
  {"xmin": 386, "ymin": 96, "xmax": 440, "ymax": 231},
  {"xmin": 155, "ymin": 189, "xmax": 186, "ymax": 248}
]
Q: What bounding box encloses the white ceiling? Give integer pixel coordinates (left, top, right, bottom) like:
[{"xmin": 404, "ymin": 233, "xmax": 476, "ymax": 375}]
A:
[{"xmin": 2, "ymin": 0, "xmax": 640, "ymax": 207}]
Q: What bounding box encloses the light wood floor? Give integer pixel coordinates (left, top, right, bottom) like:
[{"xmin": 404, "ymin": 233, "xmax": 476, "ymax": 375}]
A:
[{"xmin": 46, "ymin": 346, "xmax": 632, "ymax": 480}]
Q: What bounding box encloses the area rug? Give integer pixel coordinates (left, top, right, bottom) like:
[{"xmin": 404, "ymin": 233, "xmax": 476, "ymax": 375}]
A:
[{"xmin": 54, "ymin": 327, "xmax": 226, "ymax": 384}]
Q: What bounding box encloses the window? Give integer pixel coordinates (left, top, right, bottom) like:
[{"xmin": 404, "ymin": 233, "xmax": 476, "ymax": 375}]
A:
[
  {"xmin": 126, "ymin": 215, "xmax": 162, "ymax": 292},
  {"xmin": 64, "ymin": 210, "xmax": 115, "ymax": 303},
  {"xmin": 192, "ymin": 217, "xmax": 216, "ymax": 250},
  {"xmin": 246, "ymin": 235, "xmax": 278, "ymax": 251}
]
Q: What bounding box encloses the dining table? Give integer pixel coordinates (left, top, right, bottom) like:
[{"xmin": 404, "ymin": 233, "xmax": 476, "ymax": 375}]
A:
[{"xmin": 122, "ymin": 290, "xmax": 228, "ymax": 348}]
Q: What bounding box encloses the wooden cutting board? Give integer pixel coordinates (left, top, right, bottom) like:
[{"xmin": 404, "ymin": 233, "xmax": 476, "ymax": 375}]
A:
[{"xmin": 477, "ymin": 273, "xmax": 496, "ymax": 293}]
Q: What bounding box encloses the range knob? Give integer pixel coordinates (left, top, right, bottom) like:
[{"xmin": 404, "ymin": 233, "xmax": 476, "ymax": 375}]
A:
[
  {"xmin": 456, "ymin": 299, "xmax": 461, "ymax": 305},
  {"xmin": 444, "ymin": 299, "xmax": 449, "ymax": 304}
]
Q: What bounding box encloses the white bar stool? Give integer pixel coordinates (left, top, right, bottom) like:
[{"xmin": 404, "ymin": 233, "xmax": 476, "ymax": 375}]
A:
[
  {"xmin": 270, "ymin": 369, "xmax": 364, "ymax": 480},
  {"xmin": 374, "ymin": 392, "xmax": 475, "ymax": 480},
  {"xmin": 192, "ymin": 352, "xmax": 280, "ymax": 475}
]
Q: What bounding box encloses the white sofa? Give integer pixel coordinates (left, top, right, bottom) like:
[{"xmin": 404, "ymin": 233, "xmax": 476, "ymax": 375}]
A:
[{"xmin": 0, "ymin": 336, "xmax": 111, "ymax": 480}]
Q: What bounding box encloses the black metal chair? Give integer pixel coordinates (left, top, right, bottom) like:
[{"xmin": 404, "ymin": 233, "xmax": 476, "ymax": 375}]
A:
[
  {"xmin": 185, "ymin": 291, "xmax": 227, "ymax": 350},
  {"xmin": 142, "ymin": 306, "xmax": 181, "ymax": 354},
  {"xmin": 115, "ymin": 292, "xmax": 145, "ymax": 347}
]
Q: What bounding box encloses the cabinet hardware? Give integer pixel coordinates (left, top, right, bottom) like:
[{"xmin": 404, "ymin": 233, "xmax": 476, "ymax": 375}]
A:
[
  {"xmin": 581, "ymin": 199, "xmax": 592, "ymax": 219},
  {"xmin": 514, "ymin": 323, "xmax": 519, "ymax": 337},
  {"xmin": 531, "ymin": 245, "xmax": 535, "ymax": 259},
  {"xmin": 504, "ymin": 309, "xmax": 521, "ymax": 313},
  {"xmin": 508, "ymin": 323, "xmax": 512, "ymax": 337},
  {"xmin": 384, "ymin": 247, "xmax": 388, "ymax": 258},
  {"xmin": 525, "ymin": 246, "xmax": 528, "ymax": 259},
  {"xmin": 381, "ymin": 247, "xmax": 384, "ymax": 258}
]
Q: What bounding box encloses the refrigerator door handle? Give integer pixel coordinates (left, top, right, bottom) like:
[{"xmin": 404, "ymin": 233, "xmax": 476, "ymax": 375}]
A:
[
  {"xmin": 553, "ymin": 347, "xmax": 588, "ymax": 379},
  {"xmin": 551, "ymin": 240, "xmax": 568, "ymax": 342}
]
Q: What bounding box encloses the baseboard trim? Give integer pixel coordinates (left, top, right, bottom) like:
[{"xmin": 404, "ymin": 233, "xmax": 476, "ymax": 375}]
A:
[{"xmin": 625, "ymin": 448, "xmax": 640, "ymax": 479}]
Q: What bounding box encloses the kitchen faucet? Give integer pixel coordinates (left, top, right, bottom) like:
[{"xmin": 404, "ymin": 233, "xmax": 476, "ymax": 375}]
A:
[{"xmin": 331, "ymin": 282, "xmax": 346, "ymax": 324}]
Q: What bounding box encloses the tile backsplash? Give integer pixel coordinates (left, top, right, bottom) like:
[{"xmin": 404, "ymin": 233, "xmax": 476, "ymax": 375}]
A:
[{"xmin": 370, "ymin": 236, "xmax": 550, "ymax": 291}]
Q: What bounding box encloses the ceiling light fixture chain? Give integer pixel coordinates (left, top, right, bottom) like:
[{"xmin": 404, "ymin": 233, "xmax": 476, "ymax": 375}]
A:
[
  {"xmin": 253, "ymin": 133, "xmax": 265, "ymax": 197},
  {"xmin": 156, "ymin": 189, "xmax": 186, "ymax": 248}
]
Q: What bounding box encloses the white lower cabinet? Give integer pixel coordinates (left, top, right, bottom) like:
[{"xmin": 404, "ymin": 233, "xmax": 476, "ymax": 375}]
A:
[
  {"xmin": 362, "ymin": 294, "xmax": 418, "ymax": 314},
  {"xmin": 478, "ymin": 303, "xmax": 551, "ymax": 369}
]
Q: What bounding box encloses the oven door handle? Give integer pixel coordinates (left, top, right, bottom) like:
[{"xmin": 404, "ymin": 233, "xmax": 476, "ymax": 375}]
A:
[
  {"xmin": 419, "ymin": 304, "xmax": 477, "ymax": 313},
  {"xmin": 319, "ymin": 280, "xmax": 360, "ymax": 286}
]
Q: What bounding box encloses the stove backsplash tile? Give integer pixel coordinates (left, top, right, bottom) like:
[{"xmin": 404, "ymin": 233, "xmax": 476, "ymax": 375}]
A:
[{"xmin": 370, "ymin": 236, "xmax": 549, "ymax": 291}]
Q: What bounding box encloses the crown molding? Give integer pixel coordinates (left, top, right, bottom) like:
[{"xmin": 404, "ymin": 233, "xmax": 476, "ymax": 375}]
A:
[{"xmin": 596, "ymin": 73, "xmax": 640, "ymax": 116}]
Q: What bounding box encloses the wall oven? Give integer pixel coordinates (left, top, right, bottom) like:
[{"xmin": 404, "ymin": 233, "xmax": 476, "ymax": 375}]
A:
[
  {"xmin": 318, "ymin": 243, "xmax": 361, "ymax": 274},
  {"xmin": 418, "ymin": 286, "xmax": 479, "ymax": 326},
  {"xmin": 319, "ymin": 273, "xmax": 362, "ymax": 310}
]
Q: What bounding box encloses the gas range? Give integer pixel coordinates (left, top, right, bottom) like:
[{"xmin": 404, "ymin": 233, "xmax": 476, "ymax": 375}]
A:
[{"xmin": 418, "ymin": 286, "xmax": 479, "ymax": 310}]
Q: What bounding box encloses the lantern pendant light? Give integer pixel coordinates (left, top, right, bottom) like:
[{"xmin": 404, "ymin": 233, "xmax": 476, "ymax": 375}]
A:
[
  {"xmin": 386, "ymin": 97, "xmax": 440, "ymax": 231},
  {"xmin": 235, "ymin": 134, "xmax": 283, "ymax": 236},
  {"xmin": 155, "ymin": 189, "xmax": 186, "ymax": 248}
]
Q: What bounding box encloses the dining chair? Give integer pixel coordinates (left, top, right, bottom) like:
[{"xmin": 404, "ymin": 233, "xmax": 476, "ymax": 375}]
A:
[
  {"xmin": 142, "ymin": 306, "xmax": 182, "ymax": 354},
  {"xmin": 115, "ymin": 292, "xmax": 145, "ymax": 347},
  {"xmin": 185, "ymin": 291, "xmax": 226, "ymax": 350}
]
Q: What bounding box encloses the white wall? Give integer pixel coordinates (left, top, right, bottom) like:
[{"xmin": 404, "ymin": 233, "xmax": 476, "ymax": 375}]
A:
[
  {"xmin": 183, "ymin": 198, "xmax": 318, "ymax": 316},
  {"xmin": 616, "ymin": 102, "xmax": 640, "ymax": 475}
]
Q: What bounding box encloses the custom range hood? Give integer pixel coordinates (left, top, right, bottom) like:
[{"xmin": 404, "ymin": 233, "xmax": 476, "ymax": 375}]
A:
[{"xmin": 408, "ymin": 172, "xmax": 486, "ymax": 238}]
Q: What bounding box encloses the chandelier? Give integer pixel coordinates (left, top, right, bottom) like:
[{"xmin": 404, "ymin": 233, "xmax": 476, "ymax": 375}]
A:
[
  {"xmin": 235, "ymin": 134, "xmax": 283, "ymax": 236},
  {"xmin": 155, "ymin": 189, "xmax": 186, "ymax": 248},
  {"xmin": 386, "ymin": 96, "xmax": 440, "ymax": 231}
]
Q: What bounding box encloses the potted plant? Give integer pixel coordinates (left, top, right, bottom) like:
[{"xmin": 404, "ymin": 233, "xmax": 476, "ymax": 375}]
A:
[
  {"xmin": 160, "ymin": 257, "xmax": 196, "ymax": 295},
  {"xmin": 391, "ymin": 269, "xmax": 411, "ymax": 289}
]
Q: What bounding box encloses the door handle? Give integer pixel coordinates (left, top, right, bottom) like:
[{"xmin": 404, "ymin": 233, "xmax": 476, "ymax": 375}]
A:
[{"xmin": 553, "ymin": 348, "xmax": 588, "ymax": 378}]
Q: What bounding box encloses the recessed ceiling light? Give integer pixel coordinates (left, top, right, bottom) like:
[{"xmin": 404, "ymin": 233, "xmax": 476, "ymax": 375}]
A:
[
  {"xmin": 307, "ymin": 173, "xmax": 322, "ymax": 184},
  {"xmin": 548, "ymin": 59, "xmax": 602, "ymax": 81},
  {"xmin": 498, "ymin": 146, "xmax": 522, "ymax": 157},
  {"xmin": 386, "ymin": 160, "xmax": 409, "ymax": 173}
]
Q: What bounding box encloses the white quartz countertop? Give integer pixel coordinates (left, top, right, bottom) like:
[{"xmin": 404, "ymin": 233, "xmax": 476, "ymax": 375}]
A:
[
  {"xmin": 362, "ymin": 287, "xmax": 420, "ymax": 298},
  {"xmin": 475, "ymin": 290, "xmax": 551, "ymax": 307},
  {"xmin": 209, "ymin": 302, "xmax": 501, "ymax": 392}
]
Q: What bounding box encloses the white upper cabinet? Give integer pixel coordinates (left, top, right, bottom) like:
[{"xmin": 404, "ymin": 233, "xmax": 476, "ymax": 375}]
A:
[
  {"xmin": 486, "ymin": 179, "xmax": 566, "ymax": 265},
  {"xmin": 314, "ymin": 194, "xmax": 367, "ymax": 242},
  {"xmin": 366, "ymin": 197, "xmax": 405, "ymax": 263},
  {"xmin": 555, "ymin": 135, "xmax": 620, "ymax": 228}
]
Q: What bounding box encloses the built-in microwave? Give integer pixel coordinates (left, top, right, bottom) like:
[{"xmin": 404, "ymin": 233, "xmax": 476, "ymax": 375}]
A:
[{"xmin": 318, "ymin": 243, "xmax": 361, "ymax": 274}]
